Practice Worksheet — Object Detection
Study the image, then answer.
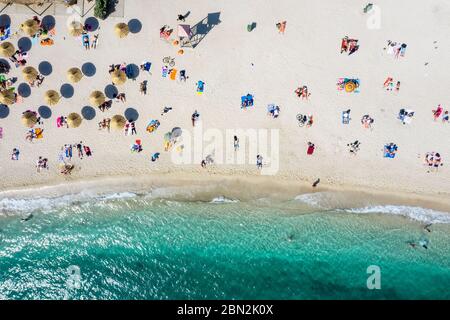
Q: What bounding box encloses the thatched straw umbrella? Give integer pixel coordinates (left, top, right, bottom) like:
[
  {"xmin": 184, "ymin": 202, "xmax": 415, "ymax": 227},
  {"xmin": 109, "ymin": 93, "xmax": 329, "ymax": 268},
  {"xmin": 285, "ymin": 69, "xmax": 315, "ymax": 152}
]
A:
[
  {"xmin": 22, "ymin": 66, "xmax": 38, "ymax": 82},
  {"xmin": 111, "ymin": 115, "xmax": 126, "ymax": 130},
  {"xmin": 67, "ymin": 67, "xmax": 83, "ymax": 83},
  {"xmin": 89, "ymin": 90, "xmax": 105, "ymax": 106},
  {"xmin": 21, "ymin": 19, "xmax": 40, "ymax": 37},
  {"xmin": 111, "ymin": 69, "xmax": 127, "ymax": 85},
  {"xmin": 0, "ymin": 42, "xmax": 15, "ymax": 57},
  {"xmin": 0, "ymin": 90, "xmax": 15, "ymax": 105},
  {"xmin": 44, "ymin": 90, "xmax": 60, "ymax": 106},
  {"xmin": 67, "ymin": 112, "xmax": 82, "ymax": 128},
  {"xmin": 115, "ymin": 23, "xmax": 129, "ymax": 38},
  {"xmin": 68, "ymin": 20, "xmax": 84, "ymax": 37},
  {"xmin": 21, "ymin": 111, "xmax": 37, "ymax": 128}
]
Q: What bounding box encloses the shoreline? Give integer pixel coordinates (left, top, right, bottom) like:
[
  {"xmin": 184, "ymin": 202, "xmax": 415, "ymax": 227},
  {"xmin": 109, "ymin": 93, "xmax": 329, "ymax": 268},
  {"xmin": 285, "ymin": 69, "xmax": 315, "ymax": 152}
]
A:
[{"xmin": 1, "ymin": 172, "xmax": 450, "ymax": 214}]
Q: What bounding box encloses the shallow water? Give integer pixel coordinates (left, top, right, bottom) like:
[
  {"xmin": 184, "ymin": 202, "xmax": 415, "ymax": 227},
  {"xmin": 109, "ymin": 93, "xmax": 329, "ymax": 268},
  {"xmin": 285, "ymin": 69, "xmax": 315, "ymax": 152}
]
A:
[{"xmin": 0, "ymin": 192, "xmax": 449, "ymax": 299}]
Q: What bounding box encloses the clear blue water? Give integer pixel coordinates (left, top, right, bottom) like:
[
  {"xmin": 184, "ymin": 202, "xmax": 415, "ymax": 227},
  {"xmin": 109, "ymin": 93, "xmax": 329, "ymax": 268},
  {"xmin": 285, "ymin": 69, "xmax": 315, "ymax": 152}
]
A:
[{"xmin": 0, "ymin": 193, "xmax": 449, "ymax": 300}]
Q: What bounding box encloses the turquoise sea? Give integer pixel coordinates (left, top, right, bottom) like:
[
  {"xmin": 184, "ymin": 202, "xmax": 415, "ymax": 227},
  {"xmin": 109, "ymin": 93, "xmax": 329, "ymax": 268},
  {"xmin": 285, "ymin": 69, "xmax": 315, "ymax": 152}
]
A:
[{"xmin": 0, "ymin": 190, "xmax": 449, "ymax": 300}]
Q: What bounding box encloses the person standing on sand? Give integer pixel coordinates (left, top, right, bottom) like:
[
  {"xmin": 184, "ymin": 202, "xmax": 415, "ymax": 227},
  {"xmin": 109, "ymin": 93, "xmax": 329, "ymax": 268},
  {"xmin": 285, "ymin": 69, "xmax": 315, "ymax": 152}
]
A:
[
  {"xmin": 256, "ymin": 155, "xmax": 263, "ymax": 169},
  {"xmin": 234, "ymin": 136, "xmax": 240, "ymax": 151},
  {"xmin": 92, "ymin": 34, "xmax": 99, "ymax": 49},
  {"xmin": 76, "ymin": 141, "xmax": 84, "ymax": 159},
  {"xmin": 130, "ymin": 121, "xmax": 137, "ymax": 135}
]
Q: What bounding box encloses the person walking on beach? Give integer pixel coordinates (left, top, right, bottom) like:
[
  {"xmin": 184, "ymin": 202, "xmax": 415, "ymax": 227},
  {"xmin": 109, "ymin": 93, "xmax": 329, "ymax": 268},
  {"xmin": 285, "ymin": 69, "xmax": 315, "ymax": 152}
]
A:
[
  {"xmin": 11, "ymin": 148, "xmax": 19, "ymax": 160},
  {"xmin": 234, "ymin": 135, "xmax": 240, "ymax": 151},
  {"xmin": 256, "ymin": 155, "xmax": 263, "ymax": 169},
  {"xmin": 130, "ymin": 121, "xmax": 137, "ymax": 135},
  {"xmin": 140, "ymin": 81, "xmax": 148, "ymax": 95},
  {"xmin": 151, "ymin": 152, "xmax": 160, "ymax": 162},
  {"xmin": 76, "ymin": 141, "xmax": 84, "ymax": 159},
  {"xmin": 192, "ymin": 110, "xmax": 200, "ymax": 127},
  {"xmin": 92, "ymin": 34, "xmax": 99, "ymax": 49}
]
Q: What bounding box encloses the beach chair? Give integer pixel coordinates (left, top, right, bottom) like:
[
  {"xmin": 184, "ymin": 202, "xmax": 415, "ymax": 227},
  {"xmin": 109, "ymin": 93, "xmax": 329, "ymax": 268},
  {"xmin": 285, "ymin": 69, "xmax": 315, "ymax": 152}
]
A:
[
  {"xmin": 170, "ymin": 69, "xmax": 177, "ymax": 81},
  {"xmin": 162, "ymin": 66, "xmax": 168, "ymax": 78}
]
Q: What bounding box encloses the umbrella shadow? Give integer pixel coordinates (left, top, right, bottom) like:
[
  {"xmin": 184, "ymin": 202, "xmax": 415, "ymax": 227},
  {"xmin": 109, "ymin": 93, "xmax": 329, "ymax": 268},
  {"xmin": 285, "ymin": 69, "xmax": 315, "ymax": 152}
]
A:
[
  {"xmin": 60, "ymin": 83, "xmax": 74, "ymax": 98},
  {"xmin": 0, "ymin": 104, "xmax": 9, "ymax": 118},
  {"xmin": 38, "ymin": 105, "xmax": 52, "ymax": 119},
  {"xmin": 18, "ymin": 83, "xmax": 31, "ymax": 98},
  {"xmin": 0, "ymin": 14, "xmax": 11, "ymax": 28},
  {"xmin": 41, "ymin": 15, "xmax": 56, "ymax": 30},
  {"xmin": 81, "ymin": 106, "xmax": 96, "ymax": 120},
  {"xmin": 104, "ymin": 84, "xmax": 118, "ymax": 99},
  {"xmin": 124, "ymin": 108, "xmax": 139, "ymax": 121},
  {"xmin": 38, "ymin": 61, "xmax": 52, "ymax": 76},
  {"xmin": 189, "ymin": 12, "xmax": 221, "ymax": 48},
  {"xmin": 128, "ymin": 19, "xmax": 142, "ymax": 33},
  {"xmin": 82, "ymin": 62, "xmax": 96, "ymax": 77},
  {"xmin": 85, "ymin": 17, "xmax": 99, "ymax": 32},
  {"xmin": 18, "ymin": 37, "xmax": 32, "ymax": 52},
  {"xmin": 126, "ymin": 64, "xmax": 139, "ymax": 80}
]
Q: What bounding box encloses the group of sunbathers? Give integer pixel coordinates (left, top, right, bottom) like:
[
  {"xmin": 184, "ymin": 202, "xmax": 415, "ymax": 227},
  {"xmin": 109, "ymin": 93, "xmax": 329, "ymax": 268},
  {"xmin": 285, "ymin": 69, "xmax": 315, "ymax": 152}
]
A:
[
  {"xmin": 432, "ymin": 104, "xmax": 449, "ymax": 122},
  {"xmin": 361, "ymin": 114, "xmax": 374, "ymax": 129},
  {"xmin": 424, "ymin": 152, "xmax": 443, "ymax": 172},
  {"xmin": 384, "ymin": 143, "xmax": 398, "ymax": 158},
  {"xmin": 383, "ymin": 77, "xmax": 400, "ymax": 92},
  {"xmin": 295, "ymin": 85, "xmax": 310, "ymax": 99},
  {"xmin": 341, "ymin": 36, "xmax": 359, "ymax": 55}
]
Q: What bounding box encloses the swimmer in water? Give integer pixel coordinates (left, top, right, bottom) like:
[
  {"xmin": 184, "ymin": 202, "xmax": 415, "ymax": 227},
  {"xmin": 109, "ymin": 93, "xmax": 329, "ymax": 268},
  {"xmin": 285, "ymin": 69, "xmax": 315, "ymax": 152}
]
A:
[
  {"xmin": 419, "ymin": 239, "xmax": 429, "ymax": 249},
  {"xmin": 407, "ymin": 241, "xmax": 417, "ymax": 249},
  {"xmin": 424, "ymin": 224, "xmax": 432, "ymax": 233},
  {"xmin": 21, "ymin": 213, "xmax": 33, "ymax": 222}
]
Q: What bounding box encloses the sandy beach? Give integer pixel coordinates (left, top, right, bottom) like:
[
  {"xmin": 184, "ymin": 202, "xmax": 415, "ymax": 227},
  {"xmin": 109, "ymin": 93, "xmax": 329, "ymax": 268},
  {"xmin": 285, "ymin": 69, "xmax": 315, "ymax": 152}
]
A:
[{"xmin": 0, "ymin": 0, "xmax": 449, "ymax": 203}]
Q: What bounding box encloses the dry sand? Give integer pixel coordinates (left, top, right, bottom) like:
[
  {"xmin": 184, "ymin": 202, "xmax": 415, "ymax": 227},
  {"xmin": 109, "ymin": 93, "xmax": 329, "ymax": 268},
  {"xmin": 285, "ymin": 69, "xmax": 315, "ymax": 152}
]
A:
[{"xmin": 0, "ymin": 0, "xmax": 449, "ymax": 203}]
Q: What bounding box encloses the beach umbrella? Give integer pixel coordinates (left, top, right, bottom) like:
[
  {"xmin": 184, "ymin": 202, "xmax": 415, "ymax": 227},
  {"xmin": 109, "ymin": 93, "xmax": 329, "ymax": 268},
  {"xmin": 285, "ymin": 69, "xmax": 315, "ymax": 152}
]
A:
[
  {"xmin": 111, "ymin": 69, "xmax": 127, "ymax": 85},
  {"xmin": 67, "ymin": 112, "xmax": 82, "ymax": 128},
  {"xmin": 171, "ymin": 127, "xmax": 182, "ymax": 138},
  {"xmin": 67, "ymin": 67, "xmax": 83, "ymax": 83},
  {"xmin": 44, "ymin": 90, "xmax": 60, "ymax": 106},
  {"xmin": 22, "ymin": 66, "xmax": 38, "ymax": 82},
  {"xmin": 177, "ymin": 24, "xmax": 192, "ymax": 38},
  {"xmin": 0, "ymin": 90, "xmax": 15, "ymax": 105},
  {"xmin": 68, "ymin": 20, "xmax": 84, "ymax": 37},
  {"xmin": 89, "ymin": 90, "xmax": 105, "ymax": 106},
  {"xmin": 115, "ymin": 23, "xmax": 129, "ymax": 38},
  {"xmin": 21, "ymin": 19, "xmax": 40, "ymax": 37},
  {"xmin": 0, "ymin": 42, "xmax": 15, "ymax": 57},
  {"xmin": 21, "ymin": 111, "xmax": 37, "ymax": 128},
  {"xmin": 111, "ymin": 114, "xmax": 126, "ymax": 130}
]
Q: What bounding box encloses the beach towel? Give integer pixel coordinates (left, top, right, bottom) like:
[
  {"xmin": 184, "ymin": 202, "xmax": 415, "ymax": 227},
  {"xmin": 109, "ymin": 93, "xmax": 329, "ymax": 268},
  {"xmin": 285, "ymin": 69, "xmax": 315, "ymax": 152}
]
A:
[
  {"xmin": 31, "ymin": 36, "xmax": 39, "ymax": 45},
  {"xmin": 196, "ymin": 81, "xmax": 205, "ymax": 95},
  {"xmin": 0, "ymin": 26, "xmax": 11, "ymax": 41},
  {"xmin": 162, "ymin": 66, "xmax": 168, "ymax": 78},
  {"xmin": 342, "ymin": 111, "xmax": 351, "ymax": 124},
  {"xmin": 170, "ymin": 69, "xmax": 177, "ymax": 81},
  {"xmin": 34, "ymin": 128, "xmax": 44, "ymax": 139},
  {"xmin": 0, "ymin": 127, "xmax": 3, "ymax": 139}
]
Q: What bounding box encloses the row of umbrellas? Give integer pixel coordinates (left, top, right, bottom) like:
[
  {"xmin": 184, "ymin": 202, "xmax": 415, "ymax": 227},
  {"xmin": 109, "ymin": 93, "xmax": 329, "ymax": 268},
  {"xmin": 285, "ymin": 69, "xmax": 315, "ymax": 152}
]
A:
[{"xmin": 21, "ymin": 111, "xmax": 127, "ymax": 130}]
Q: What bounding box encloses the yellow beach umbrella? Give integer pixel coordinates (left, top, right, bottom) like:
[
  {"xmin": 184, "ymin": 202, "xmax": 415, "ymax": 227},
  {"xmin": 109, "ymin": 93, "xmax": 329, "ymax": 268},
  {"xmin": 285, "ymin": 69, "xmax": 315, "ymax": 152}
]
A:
[
  {"xmin": 22, "ymin": 66, "xmax": 38, "ymax": 82},
  {"xmin": 111, "ymin": 114, "xmax": 126, "ymax": 130},
  {"xmin": 0, "ymin": 42, "xmax": 15, "ymax": 57},
  {"xmin": 89, "ymin": 90, "xmax": 105, "ymax": 106},
  {"xmin": 111, "ymin": 69, "xmax": 127, "ymax": 85},
  {"xmin": 68, "ymin": 20, "xmax": 84, "ymax": 37},
  {"xmin": 44, "ymin": 90, "xmax": 60, "ymax": 106},
  {"xmin": 67, "ymin": 112, "xmax": 82, "ymax": 128},
  {"xmin": 0, "ymin": 90, "xmax": 15, "ymax": 105},
  {"xmin": 21, "ymin": 111, "xmax": 37, "ymax": 128},
  {"xmin": 115, "ymin": 23, "xmax": 129, "ymax": 38},
  {"xmin": 67, "ymin": 67, "xmax": 83, "ymax": 83},
  {"xmin": 21, "ymin": 19, "xmax": 40, "ymax": 37}
]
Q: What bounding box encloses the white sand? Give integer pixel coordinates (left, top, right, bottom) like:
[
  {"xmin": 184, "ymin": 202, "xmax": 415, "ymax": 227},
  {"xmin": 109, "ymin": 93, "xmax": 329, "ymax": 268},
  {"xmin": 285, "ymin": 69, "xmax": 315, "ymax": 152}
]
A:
[{"xmin": 0, "ymin": 0, "xmax": 449, "ymax": 200}]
